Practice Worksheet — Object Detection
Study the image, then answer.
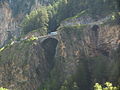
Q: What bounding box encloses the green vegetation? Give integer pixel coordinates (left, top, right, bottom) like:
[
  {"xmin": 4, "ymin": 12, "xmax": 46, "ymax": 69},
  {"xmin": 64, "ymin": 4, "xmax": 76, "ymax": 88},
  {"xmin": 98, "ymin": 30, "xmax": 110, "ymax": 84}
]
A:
[
  {"xmin": 21, "ymin": 0, "xmax": 68, "ymax": 34},
  {"xmin": 0, "ymin": 0, "xmax": 119, "ymax": 90},
  {"xmin": 21, "ymin": 0, "xmax": 119, "ymax": 34},
  {"xmin": 0, "ymin": 39, "xmax": 32, "ymax": 64},
  {"xmin": 66, "ymin": 0, "xmax": 118, "ymax": 18},
  {"xmin": 26, "ymin": 35, "xmax": 38, "ymax": 41},
  {"xmin": 103, "ymin": 12, "xmax": 120, "ymax": 25},
  {"xmin": 47, "ymin": 0, "xmax": 68, "ymax": 32},
  {"xmin": 0, "ymin": 87, "xmax": 8, "ymax": 90},
  {"xmin": 0, "ymin": 47, "xmax": 5, "ymax": 52},
  {"xmin": 21, "ymin": 6, "xmax": 48, "ymax": 35},
  {"xmin": 0, "ymin": 40, "xmax": 15, "ymax": 53},
  {"xmin": 47, "ymin": 0, "xmax": 118, "ymax": 25},
  {"xmin": 42, "ymin": 55, "xmax": 119, "ymax": 90},
  {"xmin": 94, "ymin": 82, "xmax": 119, "ymax": 90},
  {"xmin": 60, "ymin": 80, "xmax": 79, "ymax": 90}
]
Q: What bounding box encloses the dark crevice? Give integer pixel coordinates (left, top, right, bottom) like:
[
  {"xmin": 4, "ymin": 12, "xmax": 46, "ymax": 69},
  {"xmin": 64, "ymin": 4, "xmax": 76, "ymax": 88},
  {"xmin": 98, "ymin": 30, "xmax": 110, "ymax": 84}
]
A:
[
  {"xmin": 91, "ymin": 25, "xmax": 99, "ymax": 37},
  {"xmin": 41, "ymin": 38, "xmax": 58, "ymax": 69},
  {"xmin": 91, "ymin": 25, "xmax": 99, "ymax": 45},
  {"xmin": 92, "ymin": 25, "xmax": 99, "ymax": 31}
]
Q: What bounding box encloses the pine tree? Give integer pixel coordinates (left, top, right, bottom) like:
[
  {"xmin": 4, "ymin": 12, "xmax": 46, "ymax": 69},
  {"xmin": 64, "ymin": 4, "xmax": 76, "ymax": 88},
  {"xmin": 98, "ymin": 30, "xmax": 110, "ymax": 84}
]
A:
[{"xmin": 22, "ymin": 6, "xmax": 48, "ymax": 34}]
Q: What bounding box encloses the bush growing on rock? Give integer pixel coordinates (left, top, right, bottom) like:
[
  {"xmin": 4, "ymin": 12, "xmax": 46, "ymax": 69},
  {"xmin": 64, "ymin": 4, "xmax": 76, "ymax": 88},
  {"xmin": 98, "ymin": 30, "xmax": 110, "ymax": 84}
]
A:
[
  {"xmin": 94, "ymin": 82, "xmax": 119, "ymax": 90},
  {"xmin": 0, "ymin": 87, "xmax": 8, "ymax": 90}
]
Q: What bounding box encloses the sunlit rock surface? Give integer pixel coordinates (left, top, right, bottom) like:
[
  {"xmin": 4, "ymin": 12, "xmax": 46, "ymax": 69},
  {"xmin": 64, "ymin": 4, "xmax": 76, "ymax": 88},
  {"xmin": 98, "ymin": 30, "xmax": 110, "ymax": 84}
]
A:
[
  {"xmin": 0, "ymin": 0, "xmax": 119, "ymax": 90},
  {"xmin": 0, "ymin": 23, "xmax": 119, "ymax": 89}
]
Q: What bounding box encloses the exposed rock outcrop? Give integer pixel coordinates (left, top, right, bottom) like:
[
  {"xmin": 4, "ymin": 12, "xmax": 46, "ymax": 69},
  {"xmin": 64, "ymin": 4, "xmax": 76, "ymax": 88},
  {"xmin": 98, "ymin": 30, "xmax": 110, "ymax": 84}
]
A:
[
  {"xmin": 0, "ymin": 1, "xmax": 21, "ymax": 48},
  {"xmin": 0, "ymin": 2, "xmax": 12, "ymax": 47},
  {"xmin": 0, "ymin": 38, "xmax": 58, "ymax": 90},
  {"xmin": 0, "ymin": 23, "xmax": 119, "ymax": 90},
  {"xmin": 0, "ymin": 0, "xmax": 50, "ymax": 48},
  {"xmin": 0, "ymin": 1, "xmax": 120, "ymax": 89}
]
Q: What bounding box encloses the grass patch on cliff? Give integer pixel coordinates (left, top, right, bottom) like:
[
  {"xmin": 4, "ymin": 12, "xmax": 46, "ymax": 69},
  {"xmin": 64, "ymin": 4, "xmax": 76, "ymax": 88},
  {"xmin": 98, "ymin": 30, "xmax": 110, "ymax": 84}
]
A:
[{"xmin": 0, "ymin": 87, "xmax": 8, "ymax": 90}]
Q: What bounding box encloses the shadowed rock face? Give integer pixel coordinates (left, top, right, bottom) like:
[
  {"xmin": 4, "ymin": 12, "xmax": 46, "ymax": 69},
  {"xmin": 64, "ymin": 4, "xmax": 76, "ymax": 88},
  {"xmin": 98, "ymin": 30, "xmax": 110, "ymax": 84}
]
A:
[
  {"xmin": 0, "ymin": 37, "xmax": 58, "ymax": 90},
  {"xmin": 42, "ymin": 38, "xmax": 58, "ymax": 69},
  {"xmin": 91, "ymin": 25, "xmax": 99, "ymax": 32},
  {"xmin": 91, "ymin": 25, "xmax": 99, "ymax": 46},
  {"xmin": 0, "ymin": 42, "xmax": 43, "ymax": 90}
]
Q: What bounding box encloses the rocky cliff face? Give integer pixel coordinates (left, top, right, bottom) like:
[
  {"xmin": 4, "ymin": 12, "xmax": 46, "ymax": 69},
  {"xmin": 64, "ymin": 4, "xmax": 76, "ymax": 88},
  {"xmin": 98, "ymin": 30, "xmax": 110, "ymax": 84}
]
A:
[
  {"xmin": 57, "ymin": 24, "xmax": 120, "ymax": 60},
  {"xmin": 0, "ymin": 0, "xmax": 120, "ymax": 90},
  {"xmin": 0, "ymin": 0, "xmax": 49, "ymax": 48},
  {"xmin": 55, "ymin": 24, "xmax": 120, "ymax": 89},
  {"xmin": 0, "ymin": 39, "xmax": 58, "ymax": 90},
  {"xmin": 0, "ymin": 1, "xmax": 23, "ymax": 48},
  {"xmin": 0, "ymin": 2, "xmax": 12, "ymax": 47},
  {"xmin": 0, "ymin": 23, "xmax": 119, "ymax": 90}
]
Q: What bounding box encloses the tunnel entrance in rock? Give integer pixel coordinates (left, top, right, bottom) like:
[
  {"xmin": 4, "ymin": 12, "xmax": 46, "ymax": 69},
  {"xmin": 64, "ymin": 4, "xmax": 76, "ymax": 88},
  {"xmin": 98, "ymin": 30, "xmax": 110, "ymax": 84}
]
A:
[{"xmin": 42, "ymin": 38, "xmax": 58, "ymax": 69}]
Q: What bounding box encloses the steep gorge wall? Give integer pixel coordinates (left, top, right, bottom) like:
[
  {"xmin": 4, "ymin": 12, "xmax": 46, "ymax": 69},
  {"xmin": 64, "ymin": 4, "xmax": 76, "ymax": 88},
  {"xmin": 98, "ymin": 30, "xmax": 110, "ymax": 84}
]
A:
[
  {"xmin": 0, "ymin": 2, "xmax": 13, "ymax": 48},
  {"xmin": 0, "ymin": 23, "xmax": 119, "ymax": 90},
  {"xmin": 0, "ymin": 0, "xmax": 48, "ymax": 48},
  {"xmin": 0, "ymin": 0, "xmax": 119, "ymax": 90},
  {"xmin": 51, "ymin": 24, "xmax": 120, "ymax": 89},
  {"xmin": 0, "ymin": 40, "xmax": 58, "ymax": 90}
]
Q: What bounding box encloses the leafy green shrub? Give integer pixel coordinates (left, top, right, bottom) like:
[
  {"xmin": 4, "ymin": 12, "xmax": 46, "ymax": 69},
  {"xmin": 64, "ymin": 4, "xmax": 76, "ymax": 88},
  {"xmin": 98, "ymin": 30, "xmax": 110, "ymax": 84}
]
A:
[
  {"xmin": 0, "ymin": 47, "xmax": 5, "ymax": 52},
  {"xmin": 0, "ymin": 87, "xmax": 8, "ymax": 90},
  {"xmin": 27, "ymin": 35, "xmax": 38, "ymax": 41},
  {"xmin": 94, "ymin": 82, "xmax": 119, "ymax": 90}
]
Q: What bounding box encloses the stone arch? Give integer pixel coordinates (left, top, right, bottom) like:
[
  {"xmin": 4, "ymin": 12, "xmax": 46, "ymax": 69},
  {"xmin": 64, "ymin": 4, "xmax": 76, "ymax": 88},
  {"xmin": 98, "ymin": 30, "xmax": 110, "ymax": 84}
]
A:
[{"xmin": 41, "ymin": 38, "xmax": 58, "ymax": 68}]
